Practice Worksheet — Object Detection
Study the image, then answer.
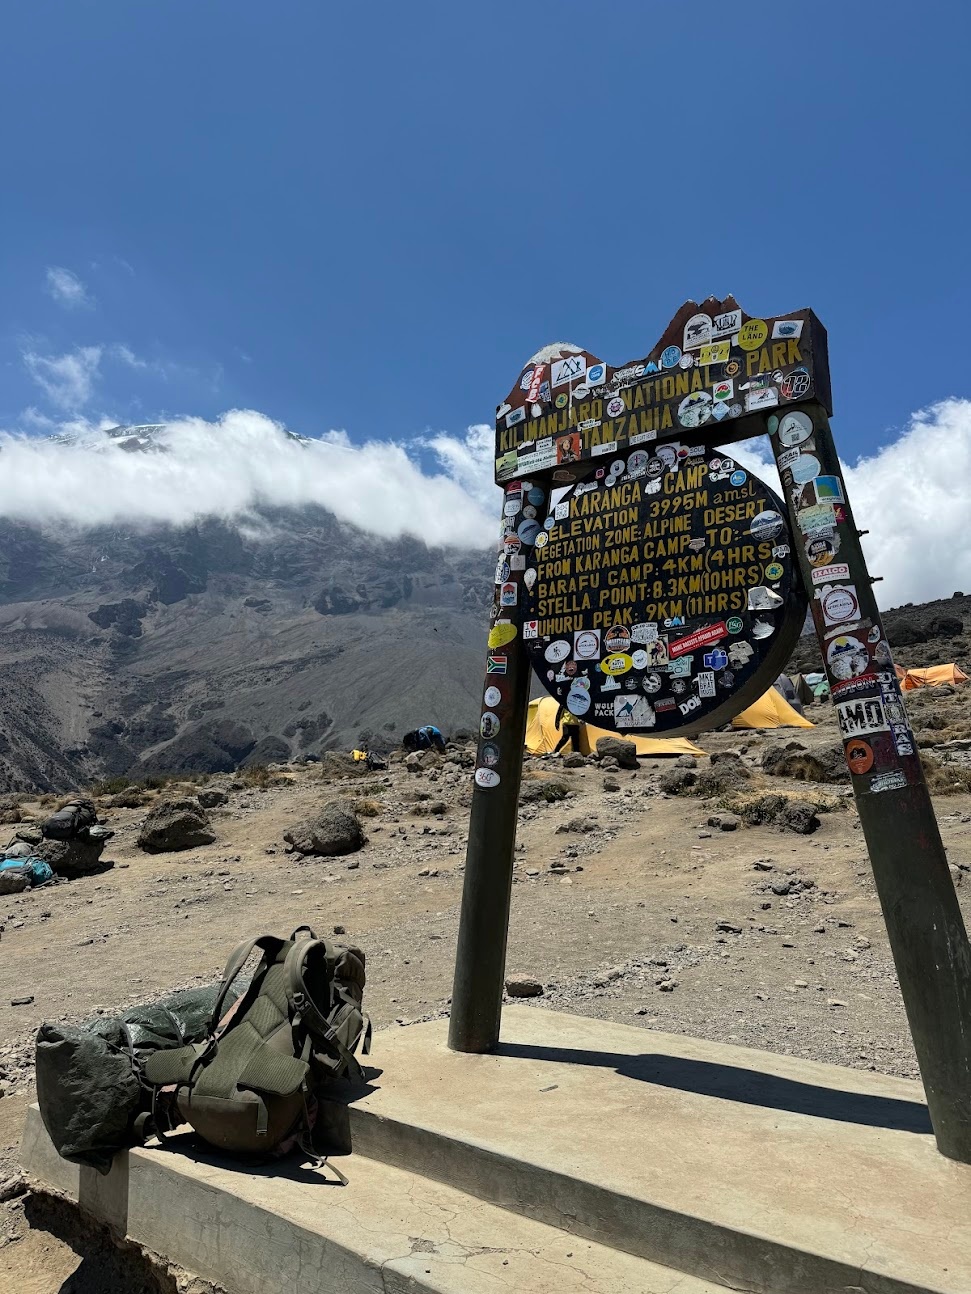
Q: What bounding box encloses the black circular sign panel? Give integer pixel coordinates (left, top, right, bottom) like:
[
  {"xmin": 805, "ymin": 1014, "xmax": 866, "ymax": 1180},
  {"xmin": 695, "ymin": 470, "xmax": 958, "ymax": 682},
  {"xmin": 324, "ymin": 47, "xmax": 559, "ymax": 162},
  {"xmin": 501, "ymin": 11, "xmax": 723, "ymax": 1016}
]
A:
[{"xmin": 523, "ymin": 446, "xmax": 807, "ymax": 736}]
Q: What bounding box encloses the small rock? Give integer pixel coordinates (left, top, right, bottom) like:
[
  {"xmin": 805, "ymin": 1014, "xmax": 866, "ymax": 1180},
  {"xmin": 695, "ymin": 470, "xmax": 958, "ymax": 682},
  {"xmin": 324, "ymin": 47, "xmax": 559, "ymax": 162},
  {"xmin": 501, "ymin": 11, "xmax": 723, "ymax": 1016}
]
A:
[
  {"xmin": 333, "ymin": 924, "xmax": 346, "ymax": 935},
  {"xmin": 657, "ymin": 979, "xmax": 677, "ymax": 992},
  {"xmin": 752, "ymin": 859, "xmax": 774, "ymax": 871},
  {"xmin": 716, "ymin": 921, "xmax": 743, "ymax": 935},
  {"xmin": 794, "ymin": 979, "xmax": 809, "ymax": 988},
  {"xmin": 11, "ymin": 996, "xmax": 34, "ymax": 1006},
  {"xmin": 827, "ymin": 998, "xmax": 848, "ymax": 1008},
  {"xmin": 603, "ymin": 777, "xmax": 621, "ymax": 793},
  {"xmin": 505, "ymin": 975, "xmax": 544, "ymax": 998},
  {"xmin": 708, "ymin": 812, "xmax": 741, "ymax": 832}
]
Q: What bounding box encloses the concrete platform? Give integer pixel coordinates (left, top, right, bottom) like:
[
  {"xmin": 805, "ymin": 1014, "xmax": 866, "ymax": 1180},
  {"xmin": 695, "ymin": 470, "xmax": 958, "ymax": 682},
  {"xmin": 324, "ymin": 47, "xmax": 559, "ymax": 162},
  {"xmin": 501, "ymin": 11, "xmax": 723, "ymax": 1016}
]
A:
[
  {"xmin": 350, "ymin": 1008, "xmax": 971, "ymax": 1294},
  {"xmin": 21, "ymin": 1105, "xmax": 725, "ymax": 1294},
  {"xmin": 21, "ymin": 1007, "xmax": 971, "ymax": 1294}
]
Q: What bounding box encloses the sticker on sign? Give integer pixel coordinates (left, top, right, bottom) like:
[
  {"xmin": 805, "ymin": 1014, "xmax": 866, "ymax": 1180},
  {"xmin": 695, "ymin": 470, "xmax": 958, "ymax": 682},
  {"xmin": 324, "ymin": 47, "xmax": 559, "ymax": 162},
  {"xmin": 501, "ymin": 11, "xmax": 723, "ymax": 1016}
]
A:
[
  {"xmin": 837, "ymin": 696, "xmax": 889, "ymax": 739},
  {"xmin": 811, "ymin": 563, "xmax": 850, "ymax": 585}
]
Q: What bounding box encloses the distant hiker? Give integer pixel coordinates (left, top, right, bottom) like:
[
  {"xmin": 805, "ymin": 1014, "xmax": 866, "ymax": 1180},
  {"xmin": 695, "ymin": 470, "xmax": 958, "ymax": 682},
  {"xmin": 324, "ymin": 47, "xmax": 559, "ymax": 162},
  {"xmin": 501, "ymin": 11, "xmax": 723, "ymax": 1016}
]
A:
[
  {"xmin": 402, "ymin": 726, "xmax": 447, "ymax": 755},
  {"xmin": 553, "ymin": 705, "xmax": 582, "ymax": 755}
]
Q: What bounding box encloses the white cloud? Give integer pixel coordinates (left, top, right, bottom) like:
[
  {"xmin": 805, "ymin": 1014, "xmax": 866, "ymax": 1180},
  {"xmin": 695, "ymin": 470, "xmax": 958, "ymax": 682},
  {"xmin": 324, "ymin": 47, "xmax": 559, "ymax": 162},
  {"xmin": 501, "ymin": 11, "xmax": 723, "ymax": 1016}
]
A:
[
  {"xmin": 22, "ymin": 346, "xmax": 102, "ymax": 411},
  {"xmin": 44, "ymin": 266, "xmax": 93, "ymax": 309},
  {"xmin": 111, "ymin": 344, "xmax": 148, "ymax": 370},
  {"xmin": 0, "ymin": 411, "xmax": 501, "ymax": 547},
  {"xmin": 0, "ymin": 399, "xmax": 968, "ymax": 607}
]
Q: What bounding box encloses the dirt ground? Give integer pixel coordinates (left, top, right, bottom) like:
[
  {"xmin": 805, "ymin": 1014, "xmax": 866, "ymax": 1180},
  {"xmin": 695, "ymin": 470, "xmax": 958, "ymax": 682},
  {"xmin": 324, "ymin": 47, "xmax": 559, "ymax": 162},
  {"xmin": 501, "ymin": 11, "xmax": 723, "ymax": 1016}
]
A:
[{"xmin": 2, "ymin": 699, "xmax": 970, "ymax": 1291}]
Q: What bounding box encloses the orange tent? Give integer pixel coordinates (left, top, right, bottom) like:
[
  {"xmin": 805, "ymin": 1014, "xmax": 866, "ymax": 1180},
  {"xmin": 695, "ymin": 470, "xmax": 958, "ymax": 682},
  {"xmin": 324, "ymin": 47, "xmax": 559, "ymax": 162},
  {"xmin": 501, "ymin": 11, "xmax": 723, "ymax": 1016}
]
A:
[{"xmin": 900, "ymin": 664, "xmax": 969, "ymax": 690}]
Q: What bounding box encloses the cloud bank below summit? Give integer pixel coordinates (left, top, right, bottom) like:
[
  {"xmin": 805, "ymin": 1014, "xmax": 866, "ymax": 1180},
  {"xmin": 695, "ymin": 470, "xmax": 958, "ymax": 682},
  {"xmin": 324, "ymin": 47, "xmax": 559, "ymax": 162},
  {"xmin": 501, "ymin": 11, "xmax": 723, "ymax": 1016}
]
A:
[{"xmin": 0, "ymin": 399, "xmax": 969, "ymax": 610}]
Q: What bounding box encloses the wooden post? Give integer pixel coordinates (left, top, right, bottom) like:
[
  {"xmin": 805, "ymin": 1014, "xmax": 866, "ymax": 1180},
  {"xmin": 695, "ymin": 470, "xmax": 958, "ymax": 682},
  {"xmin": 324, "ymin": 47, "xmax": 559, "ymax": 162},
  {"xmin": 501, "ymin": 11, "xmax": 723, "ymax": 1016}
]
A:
[
  {"xmin": 448, "ymin": 481, "xmax": 549, "ymax": 1053},
  {"xmin": 768, "ymin": 402, "xmax": 971, "ymax": 1162}
]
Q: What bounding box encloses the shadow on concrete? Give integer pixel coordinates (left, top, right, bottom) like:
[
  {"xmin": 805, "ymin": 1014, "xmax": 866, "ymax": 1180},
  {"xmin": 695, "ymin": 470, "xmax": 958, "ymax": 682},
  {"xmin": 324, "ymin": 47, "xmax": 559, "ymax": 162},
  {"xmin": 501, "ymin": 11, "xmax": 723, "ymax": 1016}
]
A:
[{"xmin": 498, "ymin": 1043, "xmax": 932, "ymax": 1133}]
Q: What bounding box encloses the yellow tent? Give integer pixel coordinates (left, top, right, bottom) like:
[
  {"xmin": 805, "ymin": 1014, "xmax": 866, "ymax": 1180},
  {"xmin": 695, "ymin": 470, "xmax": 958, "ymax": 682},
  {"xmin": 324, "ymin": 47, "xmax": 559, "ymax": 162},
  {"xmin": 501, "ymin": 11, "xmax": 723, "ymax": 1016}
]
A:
[
  {"xmin": 732, "ymin": 688, "xmax": 815, "ymax": 729},
  {"xmin": 900, "ymin": 664, "xmax": 969, "ymax": 690},
  {"xmin": 525, "ymin": 695, "xmax": 704, "ymax": 758}
]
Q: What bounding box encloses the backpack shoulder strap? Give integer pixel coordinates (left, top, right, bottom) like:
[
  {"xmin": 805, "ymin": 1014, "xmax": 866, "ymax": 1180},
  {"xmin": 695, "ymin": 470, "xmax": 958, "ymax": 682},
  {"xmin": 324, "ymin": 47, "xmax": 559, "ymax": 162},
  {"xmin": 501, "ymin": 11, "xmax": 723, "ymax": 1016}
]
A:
[{"xmin": 208, "ymin": 935, "xmax": 278, "ymax": 1036}]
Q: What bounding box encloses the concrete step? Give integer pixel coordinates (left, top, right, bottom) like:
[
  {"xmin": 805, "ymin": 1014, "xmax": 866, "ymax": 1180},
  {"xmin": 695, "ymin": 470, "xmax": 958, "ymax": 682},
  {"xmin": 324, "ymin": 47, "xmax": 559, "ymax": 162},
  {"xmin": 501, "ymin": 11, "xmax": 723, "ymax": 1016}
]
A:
[
  {"xmin": 348, "ymin": 1007, "xmax": 971, "ymax": 1294},
  {"xmin": 21, "ymin": 1104, "xmax": 732, "ymax": 1294}
]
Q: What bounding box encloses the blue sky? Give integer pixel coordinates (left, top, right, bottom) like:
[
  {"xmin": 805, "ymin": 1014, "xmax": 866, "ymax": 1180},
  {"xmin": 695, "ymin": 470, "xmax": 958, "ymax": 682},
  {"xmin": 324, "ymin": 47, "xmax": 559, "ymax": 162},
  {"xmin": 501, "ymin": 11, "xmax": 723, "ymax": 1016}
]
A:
[{"xmin": 1, "ymin": 2, "xmax": 969, "ymax": 462}]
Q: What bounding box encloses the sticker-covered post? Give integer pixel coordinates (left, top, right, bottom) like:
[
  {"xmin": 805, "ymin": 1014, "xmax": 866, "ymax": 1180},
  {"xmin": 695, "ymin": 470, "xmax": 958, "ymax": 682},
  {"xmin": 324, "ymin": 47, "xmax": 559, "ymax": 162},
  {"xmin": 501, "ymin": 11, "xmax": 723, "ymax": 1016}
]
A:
[
  {"xmin": 448, "ymin": 469, "xmax": 551, "ymax": 1053},
  {"xmin": 768, "ymin": 401, "xmax": 971, "ymax": 1162}
]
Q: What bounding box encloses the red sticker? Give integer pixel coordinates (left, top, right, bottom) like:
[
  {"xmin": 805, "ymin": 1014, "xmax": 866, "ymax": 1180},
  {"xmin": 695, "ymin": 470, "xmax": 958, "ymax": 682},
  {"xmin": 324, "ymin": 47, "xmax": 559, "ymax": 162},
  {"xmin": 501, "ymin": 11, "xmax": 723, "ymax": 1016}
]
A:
[{"xmin": 845, "ymin": 739, "xmax": 874, "ymax": 775}]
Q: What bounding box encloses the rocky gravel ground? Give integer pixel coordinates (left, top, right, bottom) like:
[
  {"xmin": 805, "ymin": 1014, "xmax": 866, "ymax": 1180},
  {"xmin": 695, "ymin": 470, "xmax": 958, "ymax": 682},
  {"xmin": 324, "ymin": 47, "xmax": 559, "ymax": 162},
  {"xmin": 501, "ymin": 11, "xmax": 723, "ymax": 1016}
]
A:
[{"xmin": 2, "ymin": 695, "xmax": 970, "ymax": 1285}]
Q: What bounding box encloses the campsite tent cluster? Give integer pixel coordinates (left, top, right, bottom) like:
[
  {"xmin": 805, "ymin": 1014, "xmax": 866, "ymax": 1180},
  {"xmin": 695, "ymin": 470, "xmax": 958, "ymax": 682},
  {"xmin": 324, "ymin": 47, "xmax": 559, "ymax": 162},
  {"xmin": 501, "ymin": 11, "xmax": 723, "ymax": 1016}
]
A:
[
  {"xmin": 525, "ymin": 661, "xmax": 968, "ymax": 759},
  {"xmin": 525, "ymin": 687, "xmax": 812, "ymax": 759}
]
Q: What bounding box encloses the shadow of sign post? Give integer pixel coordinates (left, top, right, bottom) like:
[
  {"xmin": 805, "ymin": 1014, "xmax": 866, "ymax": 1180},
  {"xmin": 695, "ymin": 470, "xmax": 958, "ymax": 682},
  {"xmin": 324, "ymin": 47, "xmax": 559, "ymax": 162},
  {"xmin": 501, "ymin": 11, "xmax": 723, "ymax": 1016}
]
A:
[{"xmin": 448, "ymin": 296, "xmax": 971, "ymax": 1165}]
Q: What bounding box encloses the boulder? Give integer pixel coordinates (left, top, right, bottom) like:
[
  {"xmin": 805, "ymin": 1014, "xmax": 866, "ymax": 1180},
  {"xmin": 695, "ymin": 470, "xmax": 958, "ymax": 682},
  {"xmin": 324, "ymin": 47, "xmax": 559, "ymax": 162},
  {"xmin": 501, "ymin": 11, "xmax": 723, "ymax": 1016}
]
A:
[
  {"xmin": 561, "ymin": 752, "xmax": 587, "ymax": 768},
  {"xmin": 137, "ymin": 798, "xmax": 217, "ymax": 854},
  {"xmin": 762, "ymin": 742, "xmax": 848, "ymax": 784},
  {"xmin": 34, "ymin": 836, "xmax": 110, "ymax": 879},
  {"xmin": 505, "ymin": 975, "xmax": 544, "ymax": 998},
  {"xmin": 284, "ymin": 804, "xmax": 365, "ymax": 857},
  {"xmin": 595, "ymin": 736, "xmax": 639, "ymax": 769},
  {"xmin": 659, "ymin": 768, "xmax": 697, "ymax": 795},
  {"xmin": 197, "ymin": 788, "xmax": 229, "ymax": 809},
  {"xmin": 0, "ymin": 870, "xmax": 27, "ymax": 894},
  {"xmin": 929, "ymin": 615, "xmax": 963, "ymax": 639},
  {"xmin": 708, "ymin": 812, "xmax": 742, "ymax": 832}
]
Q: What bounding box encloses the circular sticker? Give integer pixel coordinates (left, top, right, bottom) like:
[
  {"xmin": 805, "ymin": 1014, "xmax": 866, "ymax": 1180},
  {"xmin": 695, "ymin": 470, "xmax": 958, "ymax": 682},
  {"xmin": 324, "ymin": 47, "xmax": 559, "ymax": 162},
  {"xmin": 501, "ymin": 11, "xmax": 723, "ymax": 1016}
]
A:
[
  {"xmin": 631, "ymin": 649, "xmax": 649, "ymax": 669},
  {"xmin": 503, "ymin": 499, "xmax": 520, "ymax": 517},
  {"xmin": 520, "ymin": 368, "xmax": 535, "ymax": 391},
  {"xmin": 563, "ymin": 660, "xmax": 577, "ymax": 677},
  {"xmin": 730, "ymin": 470, "xmax": 747, "ymax": 487},
  {"xmin": 518, "ymin": 518, "xmax": 541, "ymax": 545},
  {"xmin": 738, "ymin": 319, "xmax": 768, "ymax": 351},
  {"xmin": 678, "ymin": 352, "xmax": 694, "ymax": 369},
  {"xmin": 604, "ymin": 625, "xmax": 632, "ymax": 653},
  {"xmin": 671, "ymin": 679, "xmax": 687, "ymax": 695},
  {"xmin": 628, "ymin": 450, "xmax": 649, "ymax": 474},
  {"xmin": 845, "ymin": 738, "xmax": 874, "ymax": 776},
  {"xmin": 601, "ymin": 653, "xmax": 633, "ymax": 676},
  {"xmin": 534, "ymin": 530, "xmax": 549, "ymax": 548},
  {"xmin": 822, "ymin": 585, "xmax": 860, "ymax": 624},
  {"xmin": 496, "ymin": 560, "xmax": 510, "ymax": 584},
  {"xmin": 727, "ymin": 616, "xmax": 744, "ymax": 634},
  {"xmin": 503, "ymin": 534, "xmax": 522, "ymax": 553},
  {"xmin": 642, "ymin": 672, "xmax": 662, "ymax": 693},
  {"xmin": 610, "ymin": 459, "xmax": 626, "ymax": 475},
  {"xmin": 522, "ymin": 505, "xmax": 538, "ymax": 520},
  {"xmin": 765, "ymin": 562, "xmax": 784, "ymax": 581},
  {"xmin": 750, "ymin": 510, "xmax": 784, "ymax": 540},
  {"xmin": 475, "ymin": 768, "xmax": 500, "ymax": 788},
  {"xmin": 480, "ymin": 742, "xmax": 501, "ymax": 768},
  {"xmin": 571, "ymin": 675, "xmax": 591, "ymax": 692},
  {"xmin": 527, "ymin": 487, "xmax": 544, "ymax": 506},
  {"xmin": 555, "ymin": 392, "xmax": 569, "ymax": 409},
  {"xmin": 724, "ymin": 359, "xmax": 742, "ymax": 377},
  {"xmin": 661, "ymin": 345, "xmax": 682, "ymax": 369},
  {"xmin": 606, "ymin": 396, "xmax": 625, "ymax": 418},
  {"xmin": 791, "ymin": 455, "xmax": 821, "ymax": 485},
  {"xmin": 480, "ymin": 712, "xmax": 500, "ymax": 739},
  {"xmin": 488, "ymin": 622, "xmax": 518, "ymax": 648},
  {"xmin": 567, "ymin": 687, "xmax": 591, "ymax": 717},
  {"xmin": 484, "ymin": 686, "xmax": 502, "ymax": 708},
  {"xmin": 575, "ymin": 630, "xmax": 600, "ymax": 659},
  {"xmin": 587, "ymin": 363, "xmax": 606, "ymax": 384},
  {"xmin": 545, "ymin": 640, "xmax": 571, "ymax": 664},
  {"xmin": 678, "ymin": 391, "xmax": 712, "ymax": 428},
  {"xmin": 777, "ymin": 410, "xmax": 814, "ymax": 447},
  {"xmin": 827, "ymin": 634, "xmax": 869, "ymax": 681},
  {"xmin": 646, "ymin": 457, "xmax": 664, "ymax": 477}
]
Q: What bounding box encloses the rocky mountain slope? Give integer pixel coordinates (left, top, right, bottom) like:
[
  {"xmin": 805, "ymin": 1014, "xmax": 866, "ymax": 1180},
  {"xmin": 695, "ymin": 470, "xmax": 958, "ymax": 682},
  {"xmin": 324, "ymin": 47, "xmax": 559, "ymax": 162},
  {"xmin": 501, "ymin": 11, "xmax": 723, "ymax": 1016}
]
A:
[{"xmin": 0, "ymin": 428, "xmax": 494, "ymax": 791}]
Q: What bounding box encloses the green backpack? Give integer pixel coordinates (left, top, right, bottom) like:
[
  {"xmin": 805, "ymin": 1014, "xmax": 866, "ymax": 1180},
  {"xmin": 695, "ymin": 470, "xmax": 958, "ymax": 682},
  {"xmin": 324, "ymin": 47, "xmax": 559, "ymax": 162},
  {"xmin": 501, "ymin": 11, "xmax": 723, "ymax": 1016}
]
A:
[{"xmin": 142, "ymin": 927, "xmax": 370, "ymax": 1163}]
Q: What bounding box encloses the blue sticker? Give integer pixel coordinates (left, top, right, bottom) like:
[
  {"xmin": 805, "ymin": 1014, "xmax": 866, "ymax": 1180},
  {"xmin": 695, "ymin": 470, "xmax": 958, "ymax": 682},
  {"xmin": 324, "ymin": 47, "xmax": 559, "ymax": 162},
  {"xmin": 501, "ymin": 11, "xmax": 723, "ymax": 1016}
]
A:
[
  {"xmin": 587, "ymin": 362, "xmax": 606, "ymax": 383},
  {"xmin": 661, "ymin": 346, "xmax": 682, "ymax": 369},
  {"xmin": 703, "ymin": 649, "xmax": 729, "ymax": 671},
  {"xmin": 730, "ymin": 470, "xmax": 747, "ymax": 486},
  {"xmin": 527, "ymin": 487, "xmax": 544, "ymax": 506},
  {"xmin": 517, "ymin": 518, "xmax": 541, "ymax": 545}
]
